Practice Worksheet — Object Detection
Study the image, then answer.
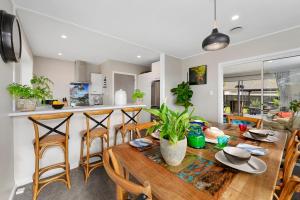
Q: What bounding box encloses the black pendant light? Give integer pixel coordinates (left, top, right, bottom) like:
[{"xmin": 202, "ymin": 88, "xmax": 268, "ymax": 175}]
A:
[{"xmin": 202, "ymin": 0, "xmax": 230, "ymax": 51}]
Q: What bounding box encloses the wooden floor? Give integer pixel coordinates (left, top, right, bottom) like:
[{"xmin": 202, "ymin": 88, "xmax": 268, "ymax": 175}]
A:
[{"xmin": 13, "ymin": 164, "xmax": 300, "ymax": 200}]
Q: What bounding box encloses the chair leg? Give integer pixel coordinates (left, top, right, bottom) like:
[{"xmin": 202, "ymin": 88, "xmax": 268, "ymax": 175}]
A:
[
  {"xmin": 79, "ymin": 139, "xmax": 84, "ymax": 166},
  {"xmin": 114, "ymin": 129, "xmax": 118, "ymax": 146},
  {"xmin": 101, "ymin": 137, "xmax": 104, "ymax": 153},
  {"xmin": 64, "ymin": 145, "xmax": 71, "ymax": 189},
  {"xmin": 84, "ymin": 139, "xmax": 90, "ymax": 183},
  {"xmin": 32, "ymin": 148, "xmax": 39, "ymax": 200},
  {"xmin": 106, "ymin": 132, "xmax": 109, "ymax": 148},
  {"xmin": 121, "ymin": 132, "xmax": 126, "ymax": 144}
]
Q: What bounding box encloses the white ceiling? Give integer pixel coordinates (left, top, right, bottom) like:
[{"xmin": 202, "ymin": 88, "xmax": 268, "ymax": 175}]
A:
[{"xmin": 14, "ymin": 0, "xmax": 300, "ymax": 65}]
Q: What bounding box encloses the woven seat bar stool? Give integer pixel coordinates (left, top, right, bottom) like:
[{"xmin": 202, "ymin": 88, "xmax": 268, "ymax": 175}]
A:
[
  {"xmin": 80, "ymin": 109, "xmax": 113, "ymax": 182},
  {"xmin": 28, "ymin": 112, "xmax": 74, "ymax": 200},
  {"xmin": 114, "ymin": 107, "xmax": 143, "ymax": 145}
]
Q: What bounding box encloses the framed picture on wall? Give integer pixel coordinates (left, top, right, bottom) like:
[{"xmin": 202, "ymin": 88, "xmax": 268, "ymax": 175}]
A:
[{"xmin": 189, "ymin": 65, "xmax": 207, "ymax": 85}]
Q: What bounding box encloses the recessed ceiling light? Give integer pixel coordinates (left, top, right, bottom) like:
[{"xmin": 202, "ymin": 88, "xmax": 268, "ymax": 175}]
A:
[
  {"xmin": 267, "ymin": 60, "xmax": 273, "ymax": 63},
  {"xmin": 60, "ymin": 34, "xmax": 67, "ymax": 39},
  {"xmin": 231, "ymin": 15, "xmax": 239, "ymax": 21},
  {"xmin": 137, "ymin": 55, "xmax": 141, "ymax": 58},
  {"xmin": 58, "ymin": 53, "xmax": 62, "ymax": 56}
]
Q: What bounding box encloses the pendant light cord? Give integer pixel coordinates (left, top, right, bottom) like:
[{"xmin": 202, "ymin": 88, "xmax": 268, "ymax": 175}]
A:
[
  {"xmin": 213, "ymin": 0, "xmax": 217, "ymax": 28},
  {"xmin": 214, "ymin": 0, "xmax": 216, "ymax": 21}
]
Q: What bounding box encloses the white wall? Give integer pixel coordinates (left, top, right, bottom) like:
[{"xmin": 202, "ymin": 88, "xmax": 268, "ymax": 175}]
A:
[
  {"xmin": 99, "ymin": 60, "xmax": 150, "ymax": 104},
  {"xmin": 160, "ymin": 54, "xmax": 184, "ymax": 111},
  {"xmin": 137, "ymin": 61, "xmax": 160, "ymax": 122},
  {"xmin": 0, "ymin": 0, "xmax": 16, "ymax": 199},
  {"xmin": 182, "ymin": 27, "xmax": 300, "ymax": 122},
  {"xmin": 33, "ymin": 56, "xmax": 75, "ymax": 100}
]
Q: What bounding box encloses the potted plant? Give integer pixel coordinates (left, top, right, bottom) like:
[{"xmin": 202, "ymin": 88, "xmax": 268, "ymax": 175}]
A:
[
  {"xmin": 7, "ymin": 75, "xmax": 53, "ymax": 111},
  {"xmin": 132, "ymin": 89, "xmax": 145, "ymax": 104},
  {"xmin": 145, "ymin": 103, "xmax": 205, "ymax": 166},
  {"xmin": 170, "ymin": 81, "xmax": 193, "ymax": 109},
  {"xmin": 289, "ymin": 100, "xmax": 300, "ymax": 130}
]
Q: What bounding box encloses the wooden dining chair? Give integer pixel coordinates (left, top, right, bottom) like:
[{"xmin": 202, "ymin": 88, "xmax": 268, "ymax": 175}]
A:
[
  {"xmin": 274, "ymin": 135, "xmax": 300, "ymax": 198},
  {"xmin": 277, "ymin": 175, "xmax": 300, "ymax": 200},
  {"xmin": 135, "ymin": 121, "xmax": 156, "ymax": 138},
  {"xmin": 114, "ymin": 107, "xmax": 143, "ymax": 145},
  {"xmin": 227, "ymin": 115, "xmax": 262, "ymax": 128},
  {"xmin": 80, "ymin": 109, "xmax": 113, "ymax": 182},
  {"xmin": 103, "ymin": 149, "xmax": 152, "ymax": 200},
  {"xmin": 28, "ymin": 112, "xmax": 74, "ymax": 200}
]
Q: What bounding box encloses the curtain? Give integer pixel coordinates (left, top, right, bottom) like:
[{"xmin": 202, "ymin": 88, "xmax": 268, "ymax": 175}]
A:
[{"xmin": 275, "ymin": 71, "xmax": 290, "ymax": 110}]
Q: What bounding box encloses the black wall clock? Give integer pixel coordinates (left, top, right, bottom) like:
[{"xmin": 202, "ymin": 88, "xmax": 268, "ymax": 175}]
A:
[{"xmin": 0, "ymin": 10, "xmax": 22, "ymax": 63}]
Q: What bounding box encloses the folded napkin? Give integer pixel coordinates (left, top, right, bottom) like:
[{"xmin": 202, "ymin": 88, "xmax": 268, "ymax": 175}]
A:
[{"xmin": 236, "ymin": 143, "xmax": 268, "ymax": 156}]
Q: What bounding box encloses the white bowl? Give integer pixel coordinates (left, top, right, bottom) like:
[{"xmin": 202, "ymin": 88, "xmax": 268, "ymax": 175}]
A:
[{"xmin": 223, "ymin": 147, "xmax": 251, "ymax": 165}]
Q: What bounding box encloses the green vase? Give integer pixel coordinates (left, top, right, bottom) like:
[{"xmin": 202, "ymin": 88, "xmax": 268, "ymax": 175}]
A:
[{"xmin": 187, "ymin": 126, "xmax": 205, "ymax": 149}]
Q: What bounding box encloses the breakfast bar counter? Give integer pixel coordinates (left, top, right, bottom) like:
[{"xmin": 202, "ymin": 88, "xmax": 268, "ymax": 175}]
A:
[{"xmin": 9, "ymin": 104, "xmax": 146, "ymax": 186}]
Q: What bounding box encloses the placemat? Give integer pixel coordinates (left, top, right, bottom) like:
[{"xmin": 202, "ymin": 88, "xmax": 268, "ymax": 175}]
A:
[{"xmin": 143, "ymin": 146, "xmax": 237, "ymax": 197}]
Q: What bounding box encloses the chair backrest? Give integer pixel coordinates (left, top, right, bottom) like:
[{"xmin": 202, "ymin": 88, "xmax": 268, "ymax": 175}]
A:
[
  {"xmin": 227, "ymin": 115, "xmax": 262, "ymax": 128},
  {"xmin": 121, "ymin": 107, "xmax": 143, "ymax": 126},
  {"xmin": 103, "ymin": 149, "xmax": 152, "ymax": 200},
  {"xmin": 279, "ymin": 175, "xmax": 300, "ymax": 200},
  {"xmin": 286, "ymin": 130, "xmax": 300, "ymax": 154},
  {"xmin": 282, "ymin": 141, "xmax": 300, "ymax": 185},
  {"xmin": 28, "ymin": 112, "xmax": 74, "ymax": 145},
  {"xmin": 83, "ymin": 109, "xmax": 114, "ymax": 137},
  {"xmin": 135, "ymin": 122, "xmax": 156, "ymax": 138}
]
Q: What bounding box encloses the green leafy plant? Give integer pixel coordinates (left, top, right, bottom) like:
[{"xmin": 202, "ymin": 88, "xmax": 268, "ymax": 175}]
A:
[
  {"xmin": 7, "ymin": 83, "xmax": 35, "ymax": 99},
  {"xmin": 31, "ymin": 75, "xmax": 53, "ymax": 101},
  {"xmin": 250, "ymin": 98, "xmax": 261, "ymax": 108},
  {"xmin": 7, "ymin": 75, "xmax": 53, "ymax": 101},
  {"xmin": 289, "ymin": 100, "xmax": 300, "ymax": 113},
  {"xmin": 272, "ymin": 98, "xmax": 280, "ymax": 107},
  {"xmin": 170, "ymin": 81, "xmax": 193, "ymax": 109},
  {"xmin": 289, "ymin": 100, "xmax": 300, "ymax": 129},
  {"xmin": 145, "ymin": 103, "xmax": 206, "ymax": 144},
  {"xmin": 132, "ymin": 89, "xmax": 145, "ymax": 101}
]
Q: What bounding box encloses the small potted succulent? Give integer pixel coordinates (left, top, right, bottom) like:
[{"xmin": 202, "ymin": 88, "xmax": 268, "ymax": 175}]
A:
[
  {"xmin": 132, "ymin": 89, "xmax": 145, "ymax": 104},
  {"xmin": 145, "ymin": 103, "xmax": 205, "ymax": 166},
  {"xmin": 7, "ymin": 75, "xmax": 53, "ymax": 111}
]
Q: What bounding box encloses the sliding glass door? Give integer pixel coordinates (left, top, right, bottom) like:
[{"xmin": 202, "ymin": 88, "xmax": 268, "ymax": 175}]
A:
[
  {"xmin": 223, "ymin": 55, "xmax": 300, "ymax": 130},
  {"xmin": 262, "ymin": 56, "xmax": 300, "ymax": 129}
]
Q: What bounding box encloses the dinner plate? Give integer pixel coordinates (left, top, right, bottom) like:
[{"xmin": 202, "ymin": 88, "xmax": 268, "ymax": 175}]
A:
[
  {"xmin": 215, "ymin": 151, "xmax": 267, "ymax": 174},
  {"xmin": 129, "ymin": 138, "xmax": 153, "ymax": 148},
  {"xmin": 151, "ymin": 131, "xmax": 160, "ymax": 140},
  {"xmin": 248, "ymin": 129, "xmax": 275, "ymax": 136},
  {"xmin": 205, "ymin": 135, "xmax": 230, "ymax": 144},
  {"xmin": 243, "ymin": 132, "xmax": 278, "ymax": 143}
]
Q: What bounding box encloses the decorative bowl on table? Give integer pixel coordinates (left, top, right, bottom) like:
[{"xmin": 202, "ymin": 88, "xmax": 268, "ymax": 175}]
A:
[
  {"xmin": 248, "ymin": 129, "xmax": 269, "ymax": 139},
  {"xmin": 52, "ymin": 101, "xmax": 64, "ymax": 109},
  {"xmin": 223, "ymin": 147, "xmax": 251, "ymax": 165}
]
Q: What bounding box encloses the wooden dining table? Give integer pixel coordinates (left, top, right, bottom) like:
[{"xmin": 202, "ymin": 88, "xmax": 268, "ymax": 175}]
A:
[{"xmin": 112, "ymin": 123, "xmax": 288, "ymax": 200}]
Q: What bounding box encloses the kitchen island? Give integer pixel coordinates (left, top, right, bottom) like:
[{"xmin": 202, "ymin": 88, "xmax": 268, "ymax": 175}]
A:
[{"xmin": 9, "ymin": 104, "xmax": 146, "ymax": 186}]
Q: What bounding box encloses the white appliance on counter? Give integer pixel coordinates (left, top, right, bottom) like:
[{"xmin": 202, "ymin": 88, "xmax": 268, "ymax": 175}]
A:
[
  {"xmin": 115, "ymin": 89, "xmax": 127, "ymax": 106},
  {"xmin": 89, "ymin": 73, "xmax": 105, "ymax": 105}
]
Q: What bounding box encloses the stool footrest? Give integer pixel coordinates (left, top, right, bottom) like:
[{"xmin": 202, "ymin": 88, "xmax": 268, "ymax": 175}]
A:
[
  {"xmin": 37, "ymin": 172, "xmax": 67, "ymax": 185},
  {"xmin": 38, "ymin": 162, "xmax": 66, "ymax": 177}
]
